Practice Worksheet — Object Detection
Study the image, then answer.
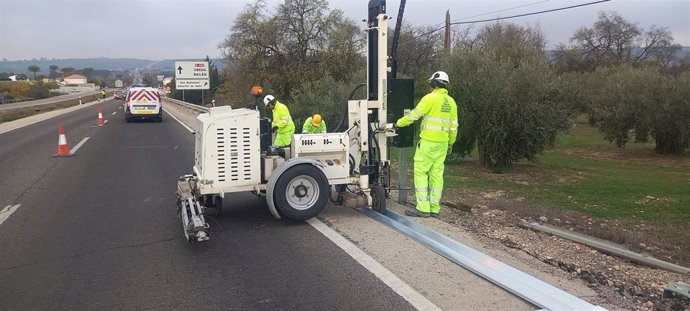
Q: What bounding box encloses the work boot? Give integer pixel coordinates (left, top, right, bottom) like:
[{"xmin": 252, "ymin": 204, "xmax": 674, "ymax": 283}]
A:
[
  {"xmin": 430, "ymin": 212, "xmax": 439, "ymax": 218},
  {"xmin": 404, "ymin": 208, "xmax": 430, "ymax": 218}
]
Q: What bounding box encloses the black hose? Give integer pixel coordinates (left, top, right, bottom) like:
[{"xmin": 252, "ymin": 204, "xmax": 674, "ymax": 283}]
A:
[{"xmin": 334, "ymin": 83, "xmax": 367, "ymax": 132}]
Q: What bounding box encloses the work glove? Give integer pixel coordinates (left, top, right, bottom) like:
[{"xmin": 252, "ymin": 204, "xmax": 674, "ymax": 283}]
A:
[
  {"xmin": 385, "ymin": 123, "xmax": 398, "ymax": 131},
  {"xmin": 447, "ymin": 145, "xmax": 453, "ymax": 156},
  {"xmin": 272, "ymin": 126, "xmax": 278, "ymax": 133}
]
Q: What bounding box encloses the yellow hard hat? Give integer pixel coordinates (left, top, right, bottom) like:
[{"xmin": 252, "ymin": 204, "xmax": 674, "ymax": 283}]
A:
[{"xmin": 311, "ymin": 114, "xmax": 322, "ymax": 127}]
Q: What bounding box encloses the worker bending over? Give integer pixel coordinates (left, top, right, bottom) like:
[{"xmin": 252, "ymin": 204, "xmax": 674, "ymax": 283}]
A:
[{"xmin": 302, "ymin": 114, "xmax": 327, "ymax": 134}]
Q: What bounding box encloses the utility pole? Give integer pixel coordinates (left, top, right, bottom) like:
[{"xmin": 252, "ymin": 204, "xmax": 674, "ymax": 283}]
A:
[{"xmin": 444, "ymin": 10, "xmax": 451, "ymax": 54}]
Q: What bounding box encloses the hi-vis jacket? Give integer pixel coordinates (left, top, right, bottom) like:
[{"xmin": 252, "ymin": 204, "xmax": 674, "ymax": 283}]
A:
[
  {"xmin": 271, "ymin": 101, "xmax": 295, "ymax": 134},
  {"xmin": 396, "ymin": 88, "xmax": 458, "ymax": 144}
]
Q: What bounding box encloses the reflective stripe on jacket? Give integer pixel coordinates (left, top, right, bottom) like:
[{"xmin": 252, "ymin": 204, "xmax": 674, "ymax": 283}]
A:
[
  {"xmin": 396, "ymin": 88, "xmax": 458, "ymax": 144},
  {"xmin": 271, "ymin": 101, "xmax": 295, "ymax": 134}
]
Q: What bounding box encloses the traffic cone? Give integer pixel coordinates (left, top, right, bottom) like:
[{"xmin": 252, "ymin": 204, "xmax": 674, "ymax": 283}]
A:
[
  {"xmin": 97, "ymin": 110, "xmax": 104, "ymax": 127},
  {"xmin": 54, "ymin": 124, "xmax": 72, "ymax": 157}
]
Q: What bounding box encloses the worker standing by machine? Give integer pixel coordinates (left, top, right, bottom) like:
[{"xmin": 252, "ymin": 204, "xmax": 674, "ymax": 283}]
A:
[
  {"xmin": 392, "ymin": 71, "xmax": 458, "ymax": 218},
  {"xmin": 302, "ymin": 114, "xmax": 327, "ymax": 134},
  {"xmin": 264, "ymin": 94, "xmax": 295, "ymax": 147}
]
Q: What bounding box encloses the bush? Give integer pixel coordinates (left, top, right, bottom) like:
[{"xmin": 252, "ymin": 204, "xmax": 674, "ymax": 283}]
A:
[
  {"xmin": 288, "ymin": 74, "xmax": 366, "ymax": 132},
  {"xmin": 444, "ymin": 50, "xmax": 573, "ymax": 169},
  {"xmin": 584, "ymin": 66, "xmax": 690, "ymax": 153},
  {"xmin": 26, "ymin": 81, "xmax": 53, "ymax": 99}
]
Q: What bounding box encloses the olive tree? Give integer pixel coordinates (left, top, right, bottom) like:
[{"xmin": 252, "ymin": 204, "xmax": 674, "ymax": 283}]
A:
[
  {"xmin": 218, "ymin": 0, "xmax": 363, "ymax": 106},
  {"xmin": 444, "ymin": 23, "xmax": 572, "ymax": 169},
  {"xmin": 554, "ymin": 11, "xmax": 680, "ymax": 72},
  {"xmin": 585, "ymin": 66, "xmax": 690, "ymax": 153}
]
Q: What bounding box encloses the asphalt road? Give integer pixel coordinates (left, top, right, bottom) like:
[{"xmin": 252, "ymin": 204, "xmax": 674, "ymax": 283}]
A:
[{"xmin": 0, "ymin": 100, "xmax": 414, "ymax": 310}]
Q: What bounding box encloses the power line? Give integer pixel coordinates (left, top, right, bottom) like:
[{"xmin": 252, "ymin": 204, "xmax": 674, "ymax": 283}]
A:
[
  {"xmin": 451, "ymin": 0, "xmax": 611, "ymax": 25},
  {"xmin": 423, "ymin": 0, "xmax": 552, "ymax": 36},
  {"xmin": 453, "ymin": 0, "xmax": 552, "ymax": 23},
  {"xmin": 405, "ymin": 0, "xmax": 610, "ymax": 43}
]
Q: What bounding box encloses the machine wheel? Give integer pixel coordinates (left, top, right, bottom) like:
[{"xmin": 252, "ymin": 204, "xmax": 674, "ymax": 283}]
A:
[
  {"xmin": 202, "ymin": 195, "xmax": 223, "ymax": 217},
  {"xmin": 371, "ymin": 184, "xmax": 386, "ymax": 213},
  {"xmin": 274, "ymin": 164, "xmax": 328, "ymax": 221}
]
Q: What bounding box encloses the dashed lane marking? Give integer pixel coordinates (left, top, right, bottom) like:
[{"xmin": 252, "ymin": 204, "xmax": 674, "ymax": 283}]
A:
[
  {"xmin": 111, "ymin": 111, "xmax": 117, "ymax": 115},
  {"xmin": 70, "ymin": 137, "xmax": 90, "ymax": 154},
  {"xmin": 0, "ymin": 204, "xmax": 20, "ymax": 226},
  {"xmin": 104, "ymin": 119, "xmax": 109, "ymax": 124}
]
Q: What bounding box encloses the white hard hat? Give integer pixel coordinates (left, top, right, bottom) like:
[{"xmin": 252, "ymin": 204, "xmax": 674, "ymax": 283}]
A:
[
  {"xmin": 427, "ymin": 71, "xmax": 449, "ymax": 85},
  {"xmin": 263, "ymin": 94, "xmax": 276, "ymax": 106}
]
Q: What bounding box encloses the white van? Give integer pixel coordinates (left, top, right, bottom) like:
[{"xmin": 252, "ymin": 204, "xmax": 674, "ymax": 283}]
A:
[{"xmin": 124, "ymin": 87, "xmax": 163, "ymax": 122}]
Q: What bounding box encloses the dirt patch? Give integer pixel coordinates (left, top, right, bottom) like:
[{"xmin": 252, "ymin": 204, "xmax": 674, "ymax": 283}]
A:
[{"xmin": 435, "ymin": 189, "xmax": 690, "ymax": 311}]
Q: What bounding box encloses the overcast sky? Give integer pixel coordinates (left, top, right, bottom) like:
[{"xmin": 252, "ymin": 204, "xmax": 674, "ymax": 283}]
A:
[{"xmin": 0, "ymin": 0, "xmax": 688, "ymax": 61}]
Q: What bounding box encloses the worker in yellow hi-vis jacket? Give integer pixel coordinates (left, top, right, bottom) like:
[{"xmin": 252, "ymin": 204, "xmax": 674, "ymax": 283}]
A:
[
  {"xmin": 392, "ymin": 71, "xmax": 458, "ymax": 218},
  {"xmin": 302, "ymin": 114, "xmax": 327, "ymax": 134},
  {"xmin": 264, "ymin": 94, "xmax": 295, "ymax": 147}
]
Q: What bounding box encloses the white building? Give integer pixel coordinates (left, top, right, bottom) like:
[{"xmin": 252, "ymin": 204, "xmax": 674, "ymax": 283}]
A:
[{"xmin": 63, "ymin": 74, "xmax": 87, "ymax": 85}]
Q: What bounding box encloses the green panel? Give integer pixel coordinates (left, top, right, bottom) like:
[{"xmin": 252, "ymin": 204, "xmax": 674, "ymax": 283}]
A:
[{"xmin": 387, "ymin": 79, "xmax": 414, "ymax": 147}]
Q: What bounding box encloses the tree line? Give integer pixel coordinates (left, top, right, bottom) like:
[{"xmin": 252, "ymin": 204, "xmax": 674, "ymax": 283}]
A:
[{"xmin": 211, "ymin": 0, "xmax": 689, "ymax": 169}]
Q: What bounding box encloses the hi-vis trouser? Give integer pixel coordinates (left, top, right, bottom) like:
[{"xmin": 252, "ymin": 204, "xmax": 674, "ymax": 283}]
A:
[{"xmin": 413, "ymin": 139, "xmax": 449, "ymax": 214}]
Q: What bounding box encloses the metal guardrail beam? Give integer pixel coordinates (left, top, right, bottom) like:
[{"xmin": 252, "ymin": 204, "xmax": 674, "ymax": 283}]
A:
[
  {"xmin": 359, "ymin": 208, "xmax": 607, "ymax": 311},
  {"xmin": 163, "ymin": 97, "xmax": 209, "ymax": 114},
  {"xmin": 522, "ymin": 221, "xmax": 690, "ymax": 275}
]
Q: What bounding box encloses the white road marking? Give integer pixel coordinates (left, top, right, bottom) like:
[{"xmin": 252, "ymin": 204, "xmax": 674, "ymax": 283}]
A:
[
  {"xmin": 165, "ymin": 111, "xmax": 195, "ymax": 134},
  {"xmin": 0, "ymin": 204, "xmax": 20, "ymax": 226},
  {"xmin": 70, "ymin": 137, "xmax": 90, "ymax": 154},
  {"xmin": 307, "ymin": 218, "xmax": 441, "ymax": 311},
  {"xmin": 111, "ymin": 111, "xmax": 117, "ymax": 115},
  {"xmin": 104, "ymin": 119, "xmax": 109, "ymax": 124}
]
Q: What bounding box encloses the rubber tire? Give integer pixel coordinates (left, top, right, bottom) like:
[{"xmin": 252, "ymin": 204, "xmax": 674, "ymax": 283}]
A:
[
  {"xmin": 371, "ymin": 184, "xmax": 387, "ymax": 213},
  {"xmin": 274, "ymin": 164, "xmax": 329, "ymax": 221},
  {"xmin": 201, "ymin": 195, "xmax": 222, "ymax": 217},
  {"xmin": 214, "ymin": 195, "xmax": 223, "ymax": 216}
]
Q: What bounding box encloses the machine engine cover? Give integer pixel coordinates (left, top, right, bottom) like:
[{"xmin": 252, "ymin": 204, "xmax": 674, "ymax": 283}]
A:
[{"xmin": 195, "ymin": 107, "xmax": 261, "ymax": 194}]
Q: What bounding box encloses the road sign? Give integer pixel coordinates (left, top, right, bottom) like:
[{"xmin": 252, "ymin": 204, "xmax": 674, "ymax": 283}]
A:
[
  {"xmin": 175, "ymin": 61, "xmax": 210, "ymax": 90},
  {"xmin": 175, "ymin": 61, "xmax": 209, "ymax": 79},
  {"xmin": 176, "ymin": 79, "xmax": 210, "ymax": 90}
]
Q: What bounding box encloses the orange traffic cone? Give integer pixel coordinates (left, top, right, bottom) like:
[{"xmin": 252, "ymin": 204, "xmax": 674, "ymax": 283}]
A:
[
  {"xmin": 54, "ymin": 124, "xmax": 72, "ymax": 157},
  {"xmin": 97, "ymin": 110, "xmax": 105, "ymax": 126}
]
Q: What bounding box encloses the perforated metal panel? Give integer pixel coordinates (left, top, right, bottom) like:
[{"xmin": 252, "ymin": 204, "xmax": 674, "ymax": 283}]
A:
[{"xmin": 194, "ymin": 107, "xmax": 261, "ymax": 194}]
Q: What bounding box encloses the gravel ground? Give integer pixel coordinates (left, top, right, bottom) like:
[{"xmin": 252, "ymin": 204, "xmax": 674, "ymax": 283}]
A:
[{"xmin": 430, "ymin": 188, "xmax": 690, "ymax": 311}]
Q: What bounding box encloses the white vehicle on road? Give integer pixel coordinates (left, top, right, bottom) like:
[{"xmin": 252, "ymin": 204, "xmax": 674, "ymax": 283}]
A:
[{"xmin": 124, "ymin": 87, "xmax": 163, "ymax": 122}]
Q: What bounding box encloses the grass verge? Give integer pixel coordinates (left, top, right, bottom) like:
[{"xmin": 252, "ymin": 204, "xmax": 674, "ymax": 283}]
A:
[{"xmin": 395, "ymin": 122, "xmax": 690, "ymax": 266}]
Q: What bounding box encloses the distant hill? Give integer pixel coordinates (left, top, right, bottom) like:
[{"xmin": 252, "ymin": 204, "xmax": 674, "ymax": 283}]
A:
[{"xmin": 0, "ymin": 57, "xmax": 227, "ymax": 74}]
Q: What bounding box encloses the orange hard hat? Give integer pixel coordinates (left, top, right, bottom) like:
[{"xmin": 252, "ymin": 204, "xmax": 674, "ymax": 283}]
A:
[
  {"xmin": 311, "ymin": 114, "xmax": 322, "ymax": 127},
  {"xmin": 251, "ymin": 85, "xmax": 264, "ymax": 96}
]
